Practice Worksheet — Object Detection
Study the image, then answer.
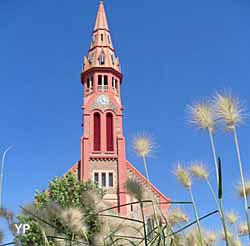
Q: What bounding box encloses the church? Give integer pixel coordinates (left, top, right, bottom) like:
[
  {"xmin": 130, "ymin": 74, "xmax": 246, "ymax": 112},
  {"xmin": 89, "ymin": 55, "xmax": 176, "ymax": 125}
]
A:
[{"xmin": 68, "ymin": 0, "xmax": 170, "ymax": 218}]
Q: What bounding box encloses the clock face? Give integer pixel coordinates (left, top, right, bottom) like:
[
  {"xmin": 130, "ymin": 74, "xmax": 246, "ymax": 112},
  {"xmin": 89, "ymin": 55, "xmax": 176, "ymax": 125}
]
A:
[{"xmin": 97, "ymin": 95, "xmax": 110, "ymax": 106}]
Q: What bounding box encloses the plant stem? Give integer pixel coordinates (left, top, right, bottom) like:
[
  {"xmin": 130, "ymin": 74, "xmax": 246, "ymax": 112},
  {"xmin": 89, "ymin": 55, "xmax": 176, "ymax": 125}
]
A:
[
  {"xmin": 142, "ymin": 155, "xmax": 163, "ymax": 244},
  {"xmin": 206, "ymin": 179, "xmax": 220, "ymax": 209},
  {"xmin": 188, "ymin": 187, "xmax": 204, "ymax": 246},
  {"xmin": 70, "ymin": 232, "xmax": 74, "ymax": 246},
  {"xmin": 208, "ymin": 131, "xmax": 229, "ymax": 246},
  {"xmin": 208, "ymin": 130, "xmax": 219, "ymax": 183},
  {"xmin": 0, "ymin": 146, "xmax": 13, "ymax": 209},
  {"xmin": 206, "ymin": 180, "xmax": 229, "ymax": 246},
  {"xmin": 233, "ymin": 127, "xmax": 250, "ymax": 242},
  {"xmin": 219, "ymin": 199, "xmax": 229, "ymax": 245},
  {"xmin": 140, "ymin": 202, "xmax": 148, "ymax": 246}
]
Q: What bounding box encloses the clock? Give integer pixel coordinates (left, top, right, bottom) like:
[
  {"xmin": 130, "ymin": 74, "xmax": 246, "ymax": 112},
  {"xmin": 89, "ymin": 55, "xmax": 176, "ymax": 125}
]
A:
[{"xmin": 96, "ymin": 95, "xmax": 110, "ymax": 106}]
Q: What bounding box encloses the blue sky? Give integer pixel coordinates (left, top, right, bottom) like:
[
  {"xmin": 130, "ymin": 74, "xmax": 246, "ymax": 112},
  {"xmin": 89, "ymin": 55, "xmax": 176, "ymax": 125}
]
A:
[{"xmin": 1, "ymin": 0, "xmax": 250, "ymax": 244}]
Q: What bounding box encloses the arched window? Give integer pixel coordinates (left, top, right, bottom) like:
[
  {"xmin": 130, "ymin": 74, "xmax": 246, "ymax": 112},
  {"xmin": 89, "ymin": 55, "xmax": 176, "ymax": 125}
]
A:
[
  {"xmin": 100, "ymin": 52, "xmax": 105, "ymax": 65},
  {"xmin": 111, "ymin": 54, "xmax": 115, "ymax": 65},
  {"xmin": 106, "ymin": 113, "xmax": 114, "ymax": 151},
  {"xmin": 88, "ymin": 53, "xmax": 93, "ymax": 64},
  {"xmin": 94, "ymin": 113, "xmax": 101, "ymax": 151}
]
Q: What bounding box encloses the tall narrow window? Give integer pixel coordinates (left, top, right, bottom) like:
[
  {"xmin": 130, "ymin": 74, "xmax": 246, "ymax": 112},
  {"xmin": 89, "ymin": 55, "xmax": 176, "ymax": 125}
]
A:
[
  {"xmin": 101, "ymin": 33, "xmax": 104, "ymax": 41},
  {"xmin": 104, "ymin": 75, "xmax": 108, "ymax": 86},
  {"xmin": 89, "ymin": 53, "xmax": 93, "ymax": 64},
  {"xmin": 104, "ymin": 75, "xmax": 108, "ymax": 91},
  {"xmin": 87, "ymin": 78, "xmax": 90, "ymax": 89},
  {"xmin": 98, "ymin": 75, "xmax": 102, "ymax": 85},
  {"xmin": 147, "ymin": 218, "xmax": 154, "ymax": 240},
  {"xmin": 94, "ymin": 172, "xmax": 99, "ymax": 184},
  {"xmin": 94, "ymin": 113, "xmax": 101, "ymax": 151},
  {"xmin": 106, "ymin": 113, "xmax": 114, "ymax": 151},
  {"xmin": 90, "ymin": 76, "xmax": 94, "ymax": 89},
  {"xmin": 100, "ymin": 52, "xmax": 105, "ymax": 65},
  {"xmin": 109, "ymin": 173, "xmax": 113, "ymax": 187},
  {"xmin": 111, "ymin": 54, "xmax": 115, "ymax": 64},
  {"xmin": 101, "ymin": 173, "xmax": 106, "ymax": 187}
]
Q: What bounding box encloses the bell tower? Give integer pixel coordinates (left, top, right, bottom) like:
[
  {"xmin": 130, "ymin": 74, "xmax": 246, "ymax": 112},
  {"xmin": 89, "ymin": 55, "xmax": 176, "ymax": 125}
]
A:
[{"xmin": 80, "ymin": 0, "xmax": 127, "ymax": 214}]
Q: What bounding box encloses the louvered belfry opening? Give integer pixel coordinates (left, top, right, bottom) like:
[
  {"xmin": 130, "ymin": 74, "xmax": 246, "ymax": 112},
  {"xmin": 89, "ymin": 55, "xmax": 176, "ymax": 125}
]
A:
[
  {"xmin": 106, "ymin": 113, "xmax": 114, "ymax": 151},
  {"xmin": 94, "ymin": 112, "xmax": 101, "ymax": 151}
]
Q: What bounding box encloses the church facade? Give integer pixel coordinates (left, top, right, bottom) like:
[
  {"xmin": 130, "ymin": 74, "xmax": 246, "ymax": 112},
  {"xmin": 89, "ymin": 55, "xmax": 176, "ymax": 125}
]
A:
[{"xmin": 69, "ymin": 0, "xmax": 170, "ymax": 218}]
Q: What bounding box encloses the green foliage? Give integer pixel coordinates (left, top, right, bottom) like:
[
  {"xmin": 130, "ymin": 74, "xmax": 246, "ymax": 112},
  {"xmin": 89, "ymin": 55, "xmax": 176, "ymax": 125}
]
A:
[
  {"xmin": 15, "ymin": 217, "xmax": 47, "ymax": 246},
  {"xmin": 16, "ymin": 172, "xmax": 105, "ymax": 246},
  {"xmin": 35, "ymin": 173, "xmax": 104, "ymax": 209}
]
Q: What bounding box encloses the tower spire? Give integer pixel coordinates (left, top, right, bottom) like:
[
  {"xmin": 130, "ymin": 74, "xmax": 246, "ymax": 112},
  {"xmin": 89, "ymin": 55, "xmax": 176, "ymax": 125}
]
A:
[
  {"xmin": 94, "ymin": 0, "xmax": 109, "ymax": 31},
  {"xmin": 78, "ymin": 0, "xmax": 169, "ymax": 219},
  {"xmin": 82, "ymin": 0, "xmax": 121, "ymax": 75}
]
